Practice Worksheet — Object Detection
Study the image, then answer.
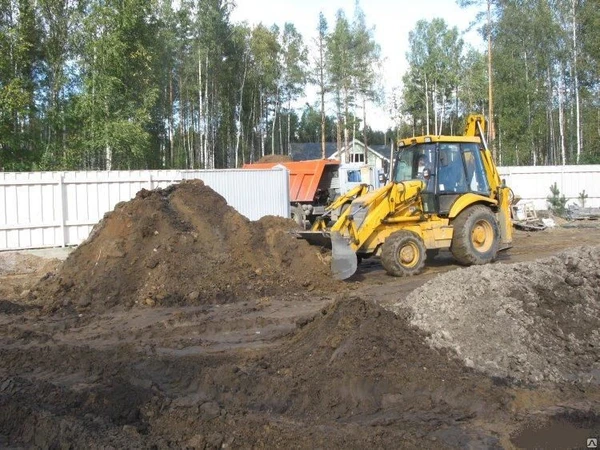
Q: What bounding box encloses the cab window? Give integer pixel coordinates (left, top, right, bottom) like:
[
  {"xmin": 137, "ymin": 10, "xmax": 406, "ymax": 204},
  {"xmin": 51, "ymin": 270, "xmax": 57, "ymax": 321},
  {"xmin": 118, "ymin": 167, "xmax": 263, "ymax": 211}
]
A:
[
  {"xmin": 462, "ymin": 143, "xmax": 490, "ymax": 194},
  {"xmin": 437, "ymin": 144, "xmax": 467, "ymax": 193}
]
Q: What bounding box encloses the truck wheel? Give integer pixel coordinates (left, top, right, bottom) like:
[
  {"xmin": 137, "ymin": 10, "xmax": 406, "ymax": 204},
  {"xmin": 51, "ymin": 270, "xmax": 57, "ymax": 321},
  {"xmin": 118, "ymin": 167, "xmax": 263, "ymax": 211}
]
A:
[
  {"xmin": 381, "ymin": 231, "xmax": 426, "ymax": 277},
  {"xmin": 291, "ymin": 206, "xmax": 305, "ymax": 229},
  {"xmin": 450, "ymin": 205, "xmax": 499, "ymax": 265}
]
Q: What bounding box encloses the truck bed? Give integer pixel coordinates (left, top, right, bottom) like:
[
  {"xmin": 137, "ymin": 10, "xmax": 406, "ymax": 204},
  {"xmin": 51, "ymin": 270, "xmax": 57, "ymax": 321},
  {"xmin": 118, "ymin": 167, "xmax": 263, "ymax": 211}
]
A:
[{"xmin": 243, "ymin": 159, "xmax": 340, "ymax": 203}]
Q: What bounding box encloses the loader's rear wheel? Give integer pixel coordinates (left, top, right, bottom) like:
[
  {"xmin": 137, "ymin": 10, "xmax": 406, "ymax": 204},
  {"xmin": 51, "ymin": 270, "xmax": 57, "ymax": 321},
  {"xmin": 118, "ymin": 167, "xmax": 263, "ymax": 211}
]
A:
[
  {"xmin": 381, "ymin": 231, "xmax": 426, "ymax": 277},
  {"xmin": 450, "ymin": 205, "xmax": 499, "ymax": 265}
]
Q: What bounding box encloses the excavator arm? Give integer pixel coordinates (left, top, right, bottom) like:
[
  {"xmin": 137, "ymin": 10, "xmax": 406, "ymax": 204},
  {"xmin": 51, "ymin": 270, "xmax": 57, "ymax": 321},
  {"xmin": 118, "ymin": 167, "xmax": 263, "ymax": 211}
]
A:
[
  {"xmin": 310, "ymin": 183, "xmax": 370, "ymax": 232},
  {"xmin": 469, "ymin": 115, "xmax": 513, "ymax": 247}
]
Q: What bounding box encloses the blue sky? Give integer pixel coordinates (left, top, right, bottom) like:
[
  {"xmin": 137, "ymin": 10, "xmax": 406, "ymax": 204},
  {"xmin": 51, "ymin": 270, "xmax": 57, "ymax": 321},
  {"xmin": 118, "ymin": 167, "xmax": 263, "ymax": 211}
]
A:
[{"xmin": 230, "ymin": 0, "xmax": 485, "ymax": 129}]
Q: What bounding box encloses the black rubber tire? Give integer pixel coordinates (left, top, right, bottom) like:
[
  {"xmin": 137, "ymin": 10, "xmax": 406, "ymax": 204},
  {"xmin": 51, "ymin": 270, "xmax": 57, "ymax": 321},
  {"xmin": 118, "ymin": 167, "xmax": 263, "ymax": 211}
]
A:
[
  {"xmin": 450, "ymin": 205, "xmax": 500, "ymax": 265},
  {"xmin": 291, "ymin": 206, "xmax": 305, "ymax": 229},
  {"xmin": 381, "ymin": 231, "xmax": 426, "ymax": 277}
]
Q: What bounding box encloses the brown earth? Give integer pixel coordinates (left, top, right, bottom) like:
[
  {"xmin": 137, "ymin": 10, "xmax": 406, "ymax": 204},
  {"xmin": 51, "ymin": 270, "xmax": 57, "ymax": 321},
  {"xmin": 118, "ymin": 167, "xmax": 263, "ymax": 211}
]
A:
[
  {"xmin": 30, "ymin": 180, "xmax": 337, "ymax": 313},
  {"xmin": 1, "ymin": 187, "xmax": 600, "ymax": 448},
  {"xmin": 0, "ymin": 253, "xmax": 60, "ymax": 302}
]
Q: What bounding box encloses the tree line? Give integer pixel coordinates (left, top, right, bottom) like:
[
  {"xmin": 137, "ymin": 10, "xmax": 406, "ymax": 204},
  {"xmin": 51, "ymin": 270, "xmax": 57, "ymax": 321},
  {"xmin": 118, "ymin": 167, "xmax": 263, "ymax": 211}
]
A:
[
  {"xmin": 400, "ymin": 0, "xmax": 600, "ymax": 165},
  {"xmin": 0, "ymin": 0, "xmax": 598, "ymax": 171}
]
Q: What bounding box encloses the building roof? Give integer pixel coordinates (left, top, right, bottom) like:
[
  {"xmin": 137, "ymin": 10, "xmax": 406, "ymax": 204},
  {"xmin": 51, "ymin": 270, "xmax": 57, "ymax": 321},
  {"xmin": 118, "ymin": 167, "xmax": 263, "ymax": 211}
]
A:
[
  {"xmin": 370, "ymin": 144, "xmax": 393, "ymax": 161},
  {"xmin": 290, "ymin": 140, "xmax": 392, "ymax": 162},
  {"xmin": 329, "ymin": 139, "xmax": 390, "ymax": 162},
  {"xmin": 289, "ymin": 143, "xmax": 338, "ymax": 161}
]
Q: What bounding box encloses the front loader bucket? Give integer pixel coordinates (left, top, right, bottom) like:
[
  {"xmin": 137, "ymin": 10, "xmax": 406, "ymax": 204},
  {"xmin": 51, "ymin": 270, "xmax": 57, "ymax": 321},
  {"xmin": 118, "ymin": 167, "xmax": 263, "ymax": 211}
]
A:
[
  {"xmin": 294, "ymin": 230, "xmax": 358, "ymax": 280},
  {"xmin": 330, "ymin": 232, "xmax": 358, "ymax": 280},
  {"xmin": 294, "ymin": 230, "xmax": 333, "ymax": 249}
]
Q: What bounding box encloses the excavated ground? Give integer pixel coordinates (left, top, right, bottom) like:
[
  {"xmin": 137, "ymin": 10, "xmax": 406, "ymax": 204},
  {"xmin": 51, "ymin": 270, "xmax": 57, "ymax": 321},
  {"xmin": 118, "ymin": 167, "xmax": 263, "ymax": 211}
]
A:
[
  {"xmin": 30, "ymin": 180, "xmax": 337, "ymax": 313},
  {"xmin": 1, "ymin": 181, "xmax": 600, "ymax": 449},
  {"xmin": 399, "ymin": 246, "xmax": 600, "ymax": 384}
]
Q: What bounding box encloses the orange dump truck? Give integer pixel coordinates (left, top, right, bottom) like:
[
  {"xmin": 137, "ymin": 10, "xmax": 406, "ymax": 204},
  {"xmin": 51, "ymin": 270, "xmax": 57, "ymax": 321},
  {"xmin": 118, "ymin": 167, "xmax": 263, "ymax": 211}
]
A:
[{"xmin": 243, "ymin": 159, "xmax": 341, "ymax": 228}]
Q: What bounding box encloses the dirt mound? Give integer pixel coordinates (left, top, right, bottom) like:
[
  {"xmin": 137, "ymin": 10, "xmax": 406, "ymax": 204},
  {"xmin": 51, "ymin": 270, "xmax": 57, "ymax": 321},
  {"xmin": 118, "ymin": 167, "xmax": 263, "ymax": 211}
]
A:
[
  {"xmin": 32, "ymin": 180, "xmax": 336, "ymax": 312},
  {"xmin": 0, "ymin": 297, "xmax": 509, "ymax": 448},
  {"xmin": 397, "ymin": 246, "xmax": 600, "ymax": 384},
  {"xmin": 246, "ymin": 297, "xmax": 507, "ymax": 435},
  {"xmin": 256, "ymin": 154, "xmax": 293, "ymax": 163},
  {"xmin": 0, "ymin": 253, "xmax": 61, "ymax": 300},
  {"xmin": 117, "ymin": 296, "xmax": 508, "ymax": 447}
]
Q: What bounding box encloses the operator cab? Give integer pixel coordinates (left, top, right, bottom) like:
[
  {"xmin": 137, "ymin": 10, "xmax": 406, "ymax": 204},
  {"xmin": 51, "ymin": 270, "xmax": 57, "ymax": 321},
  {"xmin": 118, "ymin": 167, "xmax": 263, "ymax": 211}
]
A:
[{"xmin": 392, "ymin": 138, "xmax": 491, "ymax": 216}]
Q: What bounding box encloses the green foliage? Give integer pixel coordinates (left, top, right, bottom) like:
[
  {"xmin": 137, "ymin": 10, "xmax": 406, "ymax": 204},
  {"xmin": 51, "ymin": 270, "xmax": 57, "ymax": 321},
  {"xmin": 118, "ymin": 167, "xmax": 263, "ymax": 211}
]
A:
[
  {"xmin": 297, "ymin": 105, "xmax": 335, "ymax": 143},
  {"xmin": 401, "ymin": 18, "xmax": 464, "ymax": 133},
  {"xmin": 1, "ymin": 0, "xmax": 599, "ymax": 170},
  {"xmin": 546, "ymin": 182, "xmax": 568, "ymax": 216}
]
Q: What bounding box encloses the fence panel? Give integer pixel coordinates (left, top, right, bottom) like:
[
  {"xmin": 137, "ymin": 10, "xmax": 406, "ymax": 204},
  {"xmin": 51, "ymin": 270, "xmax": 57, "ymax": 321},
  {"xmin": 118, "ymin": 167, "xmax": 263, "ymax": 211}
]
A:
[
  {"xmin": 1, "ymin": 165, "xmax": 596, "ymax": 251},
  {"xmin": 499, "ymin": 165, "xmax": 600, "ymax": 210},
  {"xmin": 0, "ymin": 168, "xmax": 289, "ymax": 251},
  {"xmin": 180, "ymin": 168, "xmax": 290, "ymax": 221}
]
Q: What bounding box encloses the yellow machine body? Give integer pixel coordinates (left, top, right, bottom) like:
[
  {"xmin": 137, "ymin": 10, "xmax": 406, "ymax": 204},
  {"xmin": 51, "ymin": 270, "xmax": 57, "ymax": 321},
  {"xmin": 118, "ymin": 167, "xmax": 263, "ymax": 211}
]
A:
[{"xmin": 298, "ymin": 114, "xmax": 513, "ymax": 279}]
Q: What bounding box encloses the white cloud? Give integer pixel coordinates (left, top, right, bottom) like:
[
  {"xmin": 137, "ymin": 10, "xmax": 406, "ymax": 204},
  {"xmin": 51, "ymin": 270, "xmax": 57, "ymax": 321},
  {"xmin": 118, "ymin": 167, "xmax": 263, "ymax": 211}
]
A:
[{"xmin": 231, "ymin": 0, "xmax": 484, "ymax": 130}]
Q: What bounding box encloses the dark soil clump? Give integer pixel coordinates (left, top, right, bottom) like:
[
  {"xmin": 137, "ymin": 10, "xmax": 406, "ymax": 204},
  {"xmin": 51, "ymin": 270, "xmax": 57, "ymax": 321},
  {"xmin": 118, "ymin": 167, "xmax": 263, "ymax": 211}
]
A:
[
  {"xmin": 31, "ymin": 180, "xmax": 336, "ymax": 312},
  {"xmin": 262, "ymin": 296, "xmax": 508, "ymax": 423}
]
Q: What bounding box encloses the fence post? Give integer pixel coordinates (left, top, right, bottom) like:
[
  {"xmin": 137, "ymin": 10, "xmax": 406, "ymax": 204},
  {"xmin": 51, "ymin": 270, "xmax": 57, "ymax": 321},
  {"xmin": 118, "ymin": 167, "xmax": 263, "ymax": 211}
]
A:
[
  {"xmin": 148, "ymin": 173, "xmax": 154, "ymax": 190},
  {"xmin": 560, "ymin": 165, "xmax": 565, "ymax": 202},
  {"xmin": 58, "ymin": 174, "xmax": 66, "ymax": 247}
]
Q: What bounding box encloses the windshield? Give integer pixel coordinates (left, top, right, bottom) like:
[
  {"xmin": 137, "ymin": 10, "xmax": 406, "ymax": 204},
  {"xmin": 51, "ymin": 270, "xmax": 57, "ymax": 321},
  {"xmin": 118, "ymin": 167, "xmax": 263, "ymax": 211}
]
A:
[
  {"xmin": 392, "ymin": 142, "xmax": 491, "ymax": 195},
  {"xmin": 392, "ymin": 144, "xmax": 436, "ymax": 184}
]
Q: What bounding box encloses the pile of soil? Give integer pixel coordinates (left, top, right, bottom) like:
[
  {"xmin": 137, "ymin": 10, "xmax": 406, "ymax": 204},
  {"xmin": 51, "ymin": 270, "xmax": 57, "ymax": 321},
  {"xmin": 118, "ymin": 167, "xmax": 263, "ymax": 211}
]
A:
[
  {"xmin": 110, "ymin": 297, "xmax": 508, "ymax": 447},
  {"xmin": 0, "ymin": 253, "xmax": 60, "ymax": 301},
  {"xmin": 256, "ymin": 154, "xmax": 293, "ymax": 163},
  {"xmin": 258, "ymin": 296, "xmax": 507, "ymax": 427},
  {"xmin": 31, "ymin": 180, "xmax": 336, "ymax": 312},
  {"xmin": 398, "ymin": 246, "xmax": 600, "ymax": 384}
]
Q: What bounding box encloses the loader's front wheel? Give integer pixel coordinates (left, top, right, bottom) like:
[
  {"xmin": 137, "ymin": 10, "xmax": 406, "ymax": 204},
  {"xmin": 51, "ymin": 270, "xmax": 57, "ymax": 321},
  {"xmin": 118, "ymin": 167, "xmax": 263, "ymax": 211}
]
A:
[
  {"xmin": 450, "ymin": 205, "xmax": 499, "ymax": 265},
  {"xmin": 381, "ymin": 231, "xmax": 426, "ymax": 277}
]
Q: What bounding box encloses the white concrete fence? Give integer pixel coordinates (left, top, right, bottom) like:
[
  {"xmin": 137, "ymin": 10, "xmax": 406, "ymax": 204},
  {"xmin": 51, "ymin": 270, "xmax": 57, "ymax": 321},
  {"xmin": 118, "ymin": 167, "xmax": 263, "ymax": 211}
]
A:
[
  {"xmin": 0, "ymin": 169, "xmax": 290, "ymax": 251},
  {"xmin": 0, "ymin": 165, "xmax": 598, "ymax": 251}
]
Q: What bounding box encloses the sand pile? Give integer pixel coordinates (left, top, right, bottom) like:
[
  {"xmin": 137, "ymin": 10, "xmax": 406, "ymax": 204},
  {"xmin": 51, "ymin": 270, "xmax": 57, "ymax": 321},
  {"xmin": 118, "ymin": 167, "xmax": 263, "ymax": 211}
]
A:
[
  {"xmin": 32, "ymin": 180, "xmax": 335, "ymax": 312},
  {"xmin": 396, "ymin": 246, "xmax": 600, "ymax": 384}
]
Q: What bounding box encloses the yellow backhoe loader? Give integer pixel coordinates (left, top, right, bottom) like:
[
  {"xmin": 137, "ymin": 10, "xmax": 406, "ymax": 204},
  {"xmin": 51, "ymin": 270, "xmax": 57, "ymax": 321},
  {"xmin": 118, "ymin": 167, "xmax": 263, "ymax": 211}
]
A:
[{"xmin": 297, "ymin": 114, "xmax": 513, "ymax": 280}]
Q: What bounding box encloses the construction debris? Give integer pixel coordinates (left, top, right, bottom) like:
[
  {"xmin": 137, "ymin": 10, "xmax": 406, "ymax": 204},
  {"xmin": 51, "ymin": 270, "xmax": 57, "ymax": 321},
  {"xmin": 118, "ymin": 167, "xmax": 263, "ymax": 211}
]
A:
[
  {"xmin": 511, "ymin": 201, "xmax": 547, "ymax": 231},
  {"xmin": 567, "ymin": 204, "xmax": 600, "ymax": 221}
]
